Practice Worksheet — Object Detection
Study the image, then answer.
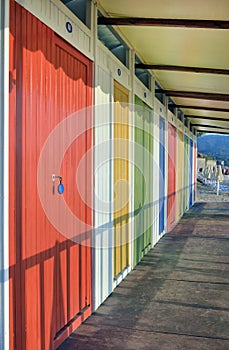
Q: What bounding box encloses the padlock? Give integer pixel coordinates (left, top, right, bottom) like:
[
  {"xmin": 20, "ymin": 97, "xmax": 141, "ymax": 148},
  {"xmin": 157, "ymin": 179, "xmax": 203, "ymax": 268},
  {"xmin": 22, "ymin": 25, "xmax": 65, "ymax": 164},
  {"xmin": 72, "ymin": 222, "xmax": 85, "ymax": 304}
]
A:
[{"xmin": 58, "ymin": 178, "xmax": 64, "ymax": 194}]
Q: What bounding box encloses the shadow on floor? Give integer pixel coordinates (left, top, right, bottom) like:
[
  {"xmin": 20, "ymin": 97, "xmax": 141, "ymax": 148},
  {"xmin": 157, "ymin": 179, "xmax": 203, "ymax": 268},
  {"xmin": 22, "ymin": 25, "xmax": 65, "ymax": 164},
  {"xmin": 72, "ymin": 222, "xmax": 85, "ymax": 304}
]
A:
[{"xmin": 58, "ymin": 202, "xmax": 229, "ymax": 350}]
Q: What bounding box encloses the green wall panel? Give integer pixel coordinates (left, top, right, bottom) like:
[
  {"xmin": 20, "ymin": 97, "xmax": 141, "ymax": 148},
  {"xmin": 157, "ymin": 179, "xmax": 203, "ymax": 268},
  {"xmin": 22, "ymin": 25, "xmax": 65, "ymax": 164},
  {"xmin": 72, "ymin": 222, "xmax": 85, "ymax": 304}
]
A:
[{"xmin": 134, "ymin": 95, "xmax": 153, "ymax": 266}]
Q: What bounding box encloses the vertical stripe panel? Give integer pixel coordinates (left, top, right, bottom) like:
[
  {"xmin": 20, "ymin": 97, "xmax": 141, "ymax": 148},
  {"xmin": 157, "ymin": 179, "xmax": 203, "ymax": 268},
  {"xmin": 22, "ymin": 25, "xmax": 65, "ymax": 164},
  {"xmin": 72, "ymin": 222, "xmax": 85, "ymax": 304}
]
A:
[
  {"xmin": 159, "ymin": 117, "xmax": 165, "ymax": 234},
  {"xmin": 0, "ymin": 1, "xmax": 10, "ymax": 349},
  {"xmin": 113, "ymin": 80, "xmax": 129, "ymax": 278},
  {"xmin": 193, "ymin": 142, "xmax": 197, "ymax": 202},
  {"xmin": 176, "ymin": 130, "xmax": 184, "ymax": 220},
  {"xmin": 167, "ymin": 123, "xmax": 176, "ymax": 230},
  {"xmin": 189, "ymin": 139, "xmax": 194, "ymax": 207},
  {"xmin": 183, "ymin": 135, "xmax": 189, "ymax": 212},
  {"xmin": 152, "ymin": 112, "xmax": 160, "ymax": 246},
  {"xmin": 9, "ymin": 3, "xmax": 92, "ymax": 348},
  {"xmin": 134, "ymin": 96, "xmax": 153, "ymax": 265},
  {"xmin": 93, "ymin": 65, "xmax": 113, "ymax": 310}
]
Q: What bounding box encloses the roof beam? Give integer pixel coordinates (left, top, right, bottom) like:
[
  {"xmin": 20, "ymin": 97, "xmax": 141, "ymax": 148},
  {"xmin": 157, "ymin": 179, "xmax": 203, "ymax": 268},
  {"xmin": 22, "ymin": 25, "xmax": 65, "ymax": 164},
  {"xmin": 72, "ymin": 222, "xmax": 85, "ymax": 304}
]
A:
[
  {"xmin": 135, "ymin": 64, "xmax": 229, "ymax": 75},
  {"xmin": 156, "ymin": 90, "xmax": 229, "ymax": 101},
  {"xmin": 177, "ymin": 105, "xmax": 229, "ymax": 113},
  {"xmin": 191, "ymin": 124, "xmax": 229, "ymax": 130},
  {"xmin": 98, "ymin": 17, "xmax": 229, "ymax": 29},
  {"xmin": 185, "ymin": 115, "xmax": 229, "ymax": 122},
  {"xmin": 197, "ymin": 130, "xmax": 229, "ymax": 134}
]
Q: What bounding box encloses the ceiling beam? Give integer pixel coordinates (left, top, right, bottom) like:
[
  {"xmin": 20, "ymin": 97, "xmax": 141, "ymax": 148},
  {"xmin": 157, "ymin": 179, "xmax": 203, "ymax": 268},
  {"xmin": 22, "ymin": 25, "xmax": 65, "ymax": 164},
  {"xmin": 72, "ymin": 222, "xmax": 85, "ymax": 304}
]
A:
[
  {"xmin": 185, "ymin": 115, "xmax": 229, "ymax": 122},
  {"xmin": 156, "ymin": 90, "xmax": 229, "ymax": 101},
  {"xmin": 98, "ymin": 17, "xmax": 229, "ymax": 29},
  {"xmin": 177, "ymin": 105, "xmax": 229, "ymax": 113},
  {"xmin": 135, "ymin": 64, "xmax": 229, "ymax": 75},
  {"xmin": 191, "ymin": 124, "xmax": 229, "ymax": 130},
  {"xmin": 197, "ymin": 129, "xmax": 229, "ymax": 134}
]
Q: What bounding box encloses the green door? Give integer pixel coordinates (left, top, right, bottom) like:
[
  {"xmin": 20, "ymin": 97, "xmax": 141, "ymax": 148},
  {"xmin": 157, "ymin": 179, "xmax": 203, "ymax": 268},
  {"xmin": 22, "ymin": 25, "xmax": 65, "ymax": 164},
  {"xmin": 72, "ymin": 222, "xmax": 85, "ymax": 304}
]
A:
[{"xmin": 134, "ymin": 96, "xmax": 153, "ymax": 266}]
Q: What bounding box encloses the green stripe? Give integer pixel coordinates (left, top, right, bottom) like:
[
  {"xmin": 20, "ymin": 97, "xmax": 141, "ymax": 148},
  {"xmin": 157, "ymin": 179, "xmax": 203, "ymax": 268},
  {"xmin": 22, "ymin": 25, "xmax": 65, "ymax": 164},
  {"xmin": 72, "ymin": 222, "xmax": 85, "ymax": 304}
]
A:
[{"xmin": 134, "ymin": 96, "xmax": 153, "ymax": 266}]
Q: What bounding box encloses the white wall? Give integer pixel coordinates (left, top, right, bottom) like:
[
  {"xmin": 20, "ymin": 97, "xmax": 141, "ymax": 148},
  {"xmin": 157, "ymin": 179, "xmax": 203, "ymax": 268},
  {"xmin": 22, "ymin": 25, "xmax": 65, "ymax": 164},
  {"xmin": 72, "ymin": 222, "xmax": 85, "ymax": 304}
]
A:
[
  {"xmin": 0, "ymin": 1, "xmax": 9, "ymax": 348},
  {"xmin": 152, "ymin": 111, "xmax": 160, "ymax": 246},
  {"xmin": 93, "ymin": 59, "xmax": 113, "ymax": 311}
]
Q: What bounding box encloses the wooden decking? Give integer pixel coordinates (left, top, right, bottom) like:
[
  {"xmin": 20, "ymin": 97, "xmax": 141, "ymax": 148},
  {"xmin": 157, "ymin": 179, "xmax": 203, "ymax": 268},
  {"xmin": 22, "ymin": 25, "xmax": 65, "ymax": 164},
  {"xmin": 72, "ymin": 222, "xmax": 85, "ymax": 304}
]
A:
[{"xmin": 58, "ymin": 202, "xmax": 229, "ymax": 350}]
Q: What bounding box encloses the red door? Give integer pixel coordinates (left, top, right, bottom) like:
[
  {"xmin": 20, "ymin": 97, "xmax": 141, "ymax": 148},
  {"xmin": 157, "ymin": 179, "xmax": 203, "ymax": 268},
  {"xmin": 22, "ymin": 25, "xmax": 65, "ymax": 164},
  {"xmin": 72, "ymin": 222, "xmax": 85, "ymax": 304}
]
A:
[
  {"xmin": 9, "ymin": 1, "xmax": 92, "ymax": 349},
  {"xmin": 167, "ymin": 123, "xmax": 176, "ymax": 230}
]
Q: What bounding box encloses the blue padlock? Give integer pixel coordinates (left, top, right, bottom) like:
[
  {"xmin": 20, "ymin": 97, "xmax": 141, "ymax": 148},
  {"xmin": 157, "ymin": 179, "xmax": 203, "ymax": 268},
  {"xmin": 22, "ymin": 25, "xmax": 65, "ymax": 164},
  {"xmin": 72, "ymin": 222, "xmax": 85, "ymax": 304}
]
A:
[{"xmin": 58, "ymin": 179, "xmax": 64, "ymax": 194}]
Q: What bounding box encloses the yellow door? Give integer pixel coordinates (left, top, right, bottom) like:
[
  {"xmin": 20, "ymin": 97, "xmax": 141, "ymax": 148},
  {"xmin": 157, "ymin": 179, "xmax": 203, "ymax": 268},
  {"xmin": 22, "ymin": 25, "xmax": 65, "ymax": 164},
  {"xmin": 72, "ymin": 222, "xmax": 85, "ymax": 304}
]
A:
[{"xmin": 113, "ymin": 81, "xmax": 129, "ymax": 278}]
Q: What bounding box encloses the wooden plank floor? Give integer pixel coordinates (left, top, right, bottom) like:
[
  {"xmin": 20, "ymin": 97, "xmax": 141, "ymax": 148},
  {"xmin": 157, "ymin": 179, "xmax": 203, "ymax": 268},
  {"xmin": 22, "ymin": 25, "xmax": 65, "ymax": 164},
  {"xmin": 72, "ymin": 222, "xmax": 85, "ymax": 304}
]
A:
[{"xmin": 58, "ymin": 202, "xmax": 229, "ymax": 350}]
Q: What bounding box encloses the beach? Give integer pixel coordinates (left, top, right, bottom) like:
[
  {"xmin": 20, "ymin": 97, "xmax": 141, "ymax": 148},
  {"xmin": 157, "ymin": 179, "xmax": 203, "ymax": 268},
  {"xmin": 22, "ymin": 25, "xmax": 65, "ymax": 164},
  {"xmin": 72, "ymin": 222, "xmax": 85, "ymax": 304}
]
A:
[{"xmin": 197, "ymin": 181, "xmax": 229, "ymax": 202}]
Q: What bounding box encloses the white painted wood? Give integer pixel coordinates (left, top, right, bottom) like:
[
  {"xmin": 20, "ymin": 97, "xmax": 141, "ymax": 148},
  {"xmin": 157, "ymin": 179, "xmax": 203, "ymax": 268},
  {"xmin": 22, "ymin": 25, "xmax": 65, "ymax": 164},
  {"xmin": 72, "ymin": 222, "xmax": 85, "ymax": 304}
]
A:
[
  {"xmin": 129, "ymin": 50, "xmax": 135, "ymax": 270},
  {"xmin": 177, "ymin": 119, "xmax": 184, "ymax": 133},
  {"xmin": 185, "ymin": 135, "xmax": 190, "ymax": 211},
  {"xmin": 113, "ymin": 265, "xmax": 131, "ymax": 289},
  {"xmin": 154, "ymin": 99, "xmax": 167, "ymax": 237},
  {"xmin": 176, "ymin": 130, "xmax": 184, "ymax": 221},
  {"xmin": 167, "ymin": 110, "xmax": 177, "ymax": 128},
  {"xmin": 97, "ymin": 42, "xmax": 110, "ymax": 71},
  {"xmin": 149, "ymin": 108, "xmax": 155, "ymax": 246},
  {"xmin": 94, "ymin": 29, "xmax": 133, "ymax": 306},
  {"xmin": 164, "ymin": 118, "xmax": 168, "ymax": 232},
  {"xmin": 108, "ymin": 56, "xmax": 131, "ymax": 90},
  {"xmin": 152, "ymin": 111, "xmax": 160, "ymax": 246},
  {"xmin": 154, "ymin": 98, "xmax": 166, "ymax": 116},
  {"xmin": 0, "ymin": 1, "xmax": 9, "ymax": 348},
  {"xmin": 184, "ymin": 126, "xmax": 190, "ymax": 137},
  {"xmin": 96, "ymin": 40, "xmax": 131, "ymax": 90},
  {"xmin": 15, "ymin": 0, "xmax": 94, "ymax": 60},
  {"xmin": 93, "ymin": 65, "xmax": 113, "ymax": 311},
  {"xmin": 193, "ymin": 141, "xmax": 197, "ymax": 204},
  {"xmin": 134, "ymin": 77, "xmax": 153, "ymax": 109},
  {"xmin": 192, "ymin": 140, "xmax": 196, "ymax": 205}
]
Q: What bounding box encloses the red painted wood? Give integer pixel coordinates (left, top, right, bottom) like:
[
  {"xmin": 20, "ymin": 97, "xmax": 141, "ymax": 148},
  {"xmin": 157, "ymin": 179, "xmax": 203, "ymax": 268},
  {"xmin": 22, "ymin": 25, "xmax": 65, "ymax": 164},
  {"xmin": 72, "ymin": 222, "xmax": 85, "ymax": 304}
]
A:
[
  {"xmin": 167, "ymin": 123, "xmax": 177, "ymax": 230},
  {"xmin": 9, "ymin": 1, "xmax": 17, "ymax": 349},
  {"xmin": 9, "ymin": 1, "xmax": 92, "ymax": 349}
]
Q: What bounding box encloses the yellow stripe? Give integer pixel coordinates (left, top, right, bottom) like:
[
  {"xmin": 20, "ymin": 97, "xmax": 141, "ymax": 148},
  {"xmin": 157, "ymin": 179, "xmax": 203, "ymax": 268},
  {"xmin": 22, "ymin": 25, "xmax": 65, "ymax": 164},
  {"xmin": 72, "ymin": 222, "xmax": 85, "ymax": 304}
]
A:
[{"xmin": 113, "ymin": 81, "xmax": 129, "ymax": 277}]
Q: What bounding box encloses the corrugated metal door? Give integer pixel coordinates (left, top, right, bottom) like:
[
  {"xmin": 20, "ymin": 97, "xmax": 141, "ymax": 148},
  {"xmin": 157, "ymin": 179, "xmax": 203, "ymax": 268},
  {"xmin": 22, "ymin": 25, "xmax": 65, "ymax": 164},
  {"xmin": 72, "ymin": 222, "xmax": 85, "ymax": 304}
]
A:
[
  {"xmin": 183, "ymin": 135, "xmax": 189, "ymax": 212},
  {"xmin": 176, "ymin": 130, "xmax": 184, "ymax": 221},
  {"xmin": 167, "ymin": 123, "xmax": 176, "ymax": 230},
  {"xmin": 113, "ymin": 81, "xmax": 130, "ymax": 278},
  {"xmin": 9, "ymin": 2, "xmax": 92, "ymax": 349},
  {"xmin": 189, "ymin": 139, "xmax": 194, "ymax": 207},
  {"xmin": 159, "ymin": 117, "xmax": 165, "ymax": 234},
  {"xmin": 134, "ymin": 96, "xmax": 153, "ymax": 266}
]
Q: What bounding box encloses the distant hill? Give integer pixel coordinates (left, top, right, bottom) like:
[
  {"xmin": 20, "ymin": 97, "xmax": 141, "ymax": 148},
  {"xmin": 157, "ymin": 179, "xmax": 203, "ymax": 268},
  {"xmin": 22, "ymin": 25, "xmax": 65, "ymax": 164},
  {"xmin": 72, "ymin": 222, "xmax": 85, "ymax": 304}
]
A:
[{"xmin": 197, "ymin": 134, "xmax": 229, "ymax": 166}]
